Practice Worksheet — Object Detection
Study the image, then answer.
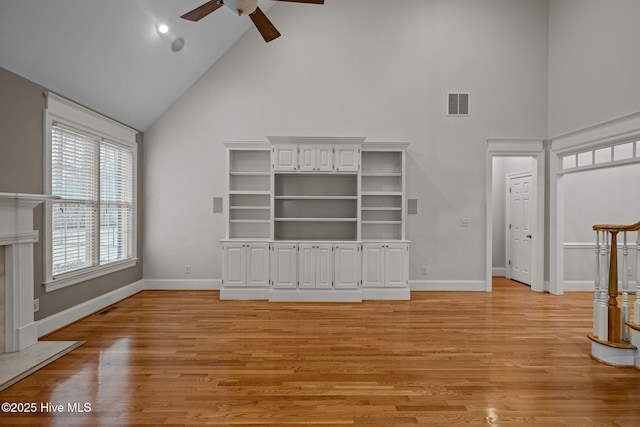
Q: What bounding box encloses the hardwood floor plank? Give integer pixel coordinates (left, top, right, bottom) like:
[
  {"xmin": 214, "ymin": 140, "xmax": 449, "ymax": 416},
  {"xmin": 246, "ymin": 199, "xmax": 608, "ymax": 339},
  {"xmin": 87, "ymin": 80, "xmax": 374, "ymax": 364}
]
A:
[{"xmin": 1, "ymin": 278, "xmax": 639, "ymax": 425}]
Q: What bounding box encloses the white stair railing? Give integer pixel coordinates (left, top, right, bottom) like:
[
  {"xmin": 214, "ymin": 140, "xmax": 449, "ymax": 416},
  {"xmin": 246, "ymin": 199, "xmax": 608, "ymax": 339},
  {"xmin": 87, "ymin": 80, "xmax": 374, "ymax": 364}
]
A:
[{"xmin": 592, "ymin": 221, "xmax": 640, "ymax": 344}]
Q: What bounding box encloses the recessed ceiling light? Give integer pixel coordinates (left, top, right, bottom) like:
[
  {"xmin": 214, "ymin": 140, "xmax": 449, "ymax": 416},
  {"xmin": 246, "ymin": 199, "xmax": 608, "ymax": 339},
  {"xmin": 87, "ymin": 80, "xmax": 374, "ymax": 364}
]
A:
[{"xmin": 157, "ymin": 23, "xmax": 169, "ymax": 34}]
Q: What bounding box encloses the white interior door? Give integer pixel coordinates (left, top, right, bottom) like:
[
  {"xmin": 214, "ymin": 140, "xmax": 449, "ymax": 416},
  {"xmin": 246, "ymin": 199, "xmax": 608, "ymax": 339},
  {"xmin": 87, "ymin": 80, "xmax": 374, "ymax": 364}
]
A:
[{"xmin": 509, "ymin": 173, "xmax": 534, "ymax": 285}]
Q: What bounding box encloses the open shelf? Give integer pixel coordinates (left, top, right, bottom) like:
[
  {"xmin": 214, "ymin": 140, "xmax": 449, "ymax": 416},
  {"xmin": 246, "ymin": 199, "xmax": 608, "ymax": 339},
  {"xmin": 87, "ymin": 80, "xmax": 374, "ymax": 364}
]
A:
[
  {"xmin": 275, "ymin": 195, "xmax": 357, "ymax": 200},
  {"xmin": 361, "ymin": 150, "xmax": 404, "ymax": 240},
  {"xmin": 275, "ymin": 218, "xmax": 357, "ymax": 222},
  {"xmin": 275, "ymin": 221, "xmax": 357, "ymax": 241},
  {"xmin": 275, "ymin": 174, "xmax": 357, "ymax": 197},
  {"xmin": 227, "ymin": 148, "xmax": 272, "ymax": 239},
  {"xmin": 230, "ymin": 150, "xmax": 271, "ymax": 174}
]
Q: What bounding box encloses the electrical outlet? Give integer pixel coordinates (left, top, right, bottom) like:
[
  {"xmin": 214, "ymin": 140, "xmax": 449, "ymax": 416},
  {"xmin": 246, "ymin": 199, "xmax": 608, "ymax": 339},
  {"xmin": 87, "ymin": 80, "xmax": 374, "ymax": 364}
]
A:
[
  {"xmin": 33, "ymin": 298, "xmax": 39, "ymax": 312},
  {"xmin": 421, "ymin": 266, "xmax": 428, "ymax": 276},
  {"xmin": 185, "ymin": 265, "xmax": 191, "ymax": 274}
]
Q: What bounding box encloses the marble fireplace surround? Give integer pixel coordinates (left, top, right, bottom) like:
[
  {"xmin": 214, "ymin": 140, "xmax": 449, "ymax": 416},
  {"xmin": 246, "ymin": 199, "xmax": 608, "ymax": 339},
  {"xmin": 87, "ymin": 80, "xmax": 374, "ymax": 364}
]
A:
[{"xmin": 0, "ymin": 193, "xmax": 84, "ymax": 391}]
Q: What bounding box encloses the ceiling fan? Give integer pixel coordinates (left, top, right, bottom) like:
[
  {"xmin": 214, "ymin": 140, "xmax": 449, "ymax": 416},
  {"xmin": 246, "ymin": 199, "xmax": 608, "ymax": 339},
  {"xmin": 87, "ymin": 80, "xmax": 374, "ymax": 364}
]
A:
[{"xmin": 181, "ymin": 0, "xmax": 325, "ymax": 43}]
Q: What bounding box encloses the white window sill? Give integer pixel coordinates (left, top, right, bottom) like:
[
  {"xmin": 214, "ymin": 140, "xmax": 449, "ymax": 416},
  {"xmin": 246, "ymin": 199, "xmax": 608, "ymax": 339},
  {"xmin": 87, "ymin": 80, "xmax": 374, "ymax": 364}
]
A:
[{"xmin": 44, "ymin": 258, "xmax": 138, "ymax": 292}]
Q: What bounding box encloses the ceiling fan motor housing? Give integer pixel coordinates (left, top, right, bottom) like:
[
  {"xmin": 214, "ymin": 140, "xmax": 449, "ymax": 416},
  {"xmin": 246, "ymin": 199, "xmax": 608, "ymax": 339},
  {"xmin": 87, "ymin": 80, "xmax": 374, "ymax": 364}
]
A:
[{"xmin": 222, "ymin": 0, "xmax": 258, "ymax": 16}]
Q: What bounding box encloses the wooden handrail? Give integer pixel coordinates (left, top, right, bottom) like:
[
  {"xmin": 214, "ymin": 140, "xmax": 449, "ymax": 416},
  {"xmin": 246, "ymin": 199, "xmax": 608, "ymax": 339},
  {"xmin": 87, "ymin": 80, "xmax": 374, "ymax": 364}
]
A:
[{"xmin": 593, "ymin": 220, "xmax": 640, "ymax": 232}]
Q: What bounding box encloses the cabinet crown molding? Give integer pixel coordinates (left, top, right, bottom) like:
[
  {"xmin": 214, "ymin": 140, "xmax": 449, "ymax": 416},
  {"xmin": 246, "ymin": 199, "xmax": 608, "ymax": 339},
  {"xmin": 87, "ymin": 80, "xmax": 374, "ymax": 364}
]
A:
[{"xmin": 267, "ymin": 136, "xmax": 366, "ymax": 145}]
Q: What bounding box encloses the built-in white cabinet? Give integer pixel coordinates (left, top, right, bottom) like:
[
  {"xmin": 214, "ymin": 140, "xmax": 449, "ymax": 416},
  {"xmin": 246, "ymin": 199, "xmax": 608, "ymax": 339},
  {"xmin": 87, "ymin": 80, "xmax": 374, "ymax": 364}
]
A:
[
  {"xmin": 222, "ymin": 138, "xmax": 409, "ymax": 301},
  {"xmin": 362, "ymin": 243, "xmax": 409, "ymax": 288},
  {"xmin": 334, "ymin": 243, "xmax": 361, "ymax": 289},
  {"xmin": 298, "ymin": 243, "xmax": 333, "ymax": 289},
  {"xmin": 222, "ymin": 242, "xmax": 270, "ymax": 287},
  {"xmin": 272, "ymin": 141, "xmax": 360, "ymax": 173},
  {"xmin": 299, "ymin": 146, "xmax": 334, "ymax": 172},
  {"xmin": 271, "ymin": 243, "xmax": 298, "ymax": 289},
  {"xmin": 334, "ymin": 145, "xmax": 360, "ymax": 171},
  {"xmin": 273, "ymin": 145, "xmax": 298, "ymax": 171}
]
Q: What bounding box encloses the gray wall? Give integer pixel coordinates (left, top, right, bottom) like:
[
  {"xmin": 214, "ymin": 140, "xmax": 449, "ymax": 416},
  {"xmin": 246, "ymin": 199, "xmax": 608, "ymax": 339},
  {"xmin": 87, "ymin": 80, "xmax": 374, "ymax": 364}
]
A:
[
  {"xmin": 143, "ymin": 0, "xmax": 549, "ymax": 286},
  {"xmin": 563, "ymin": 163, "xmax": 640, "ymax": 282},
  {"xmin": 548, "ymin": 0, "xmax": 640, "ymax": 136},
  {"xmin": 0, "ymin": 67, "xmax": 143, "ymax": 321}
]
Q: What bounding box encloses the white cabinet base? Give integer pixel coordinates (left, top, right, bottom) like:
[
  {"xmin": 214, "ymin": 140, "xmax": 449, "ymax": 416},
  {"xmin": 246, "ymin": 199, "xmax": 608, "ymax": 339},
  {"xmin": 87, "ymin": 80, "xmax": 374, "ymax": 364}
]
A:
[
  {"xmin": 220, "ymin": 286, "xmax": 410, "ymax": 302},
  {"xmin": 362, "ymin": 287, "xmax": 410, "ymax": 301},
  {"xmin": 220, "ymin": 287, "xmax": 270, "ymax": 300},
  {"xmin": 269, "ymin": 288, "xmax": 363, "ymax": 302}
]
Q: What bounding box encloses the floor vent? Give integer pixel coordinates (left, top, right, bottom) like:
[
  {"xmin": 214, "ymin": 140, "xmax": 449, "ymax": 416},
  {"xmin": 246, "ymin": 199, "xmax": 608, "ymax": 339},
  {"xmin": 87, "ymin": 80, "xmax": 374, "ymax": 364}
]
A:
[{"xmin": 97, "ymin": 306, "xmax": 119, "ymax": 316}]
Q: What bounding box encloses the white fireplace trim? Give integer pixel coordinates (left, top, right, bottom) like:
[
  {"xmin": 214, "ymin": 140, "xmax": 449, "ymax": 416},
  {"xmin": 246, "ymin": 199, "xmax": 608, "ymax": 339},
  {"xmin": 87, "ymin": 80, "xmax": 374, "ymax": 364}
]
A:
[{"xmin": 1, "ymin": 193, "xmax": 57, "ymax": 353}]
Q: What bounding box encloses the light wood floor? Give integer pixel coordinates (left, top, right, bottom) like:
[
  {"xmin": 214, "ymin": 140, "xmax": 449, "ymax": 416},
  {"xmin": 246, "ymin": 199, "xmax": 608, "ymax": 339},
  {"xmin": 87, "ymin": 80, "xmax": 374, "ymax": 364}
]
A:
[{"xmin": 2, "ymin": 278, "xmax": 640, "ymax": 426}]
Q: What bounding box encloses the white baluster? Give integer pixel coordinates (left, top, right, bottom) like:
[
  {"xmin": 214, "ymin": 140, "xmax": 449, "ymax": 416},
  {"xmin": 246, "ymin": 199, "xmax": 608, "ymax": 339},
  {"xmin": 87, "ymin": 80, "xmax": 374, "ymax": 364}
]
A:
[
  {"xmin": 593, "ymin": 230, "xmax": 600, "ymax": 337},
  {"xmin": 635, "ymin": 231, "xmax": 640, "ymax": 325},
  {"xmin": 621, "ymin": 231, "xmax": 629, "ymax": 341},
  {"xmin": 598, "ymin": 232, "xmax": 610, "ymax": 340}
]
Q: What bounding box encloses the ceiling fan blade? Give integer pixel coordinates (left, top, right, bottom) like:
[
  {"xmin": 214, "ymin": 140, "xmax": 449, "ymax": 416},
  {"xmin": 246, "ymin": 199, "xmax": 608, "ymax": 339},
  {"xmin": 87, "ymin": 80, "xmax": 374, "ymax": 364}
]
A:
[
  {"xmin": 249, "ymin": 7, "xmax": 281, "ymax": 43},
  {"xmin": 181, "ymin": 1, "xmax": 223, "ymax": 22},
  {"xmin": 272, "ymin": 0, "xmax": 324, "ymax": 3}
]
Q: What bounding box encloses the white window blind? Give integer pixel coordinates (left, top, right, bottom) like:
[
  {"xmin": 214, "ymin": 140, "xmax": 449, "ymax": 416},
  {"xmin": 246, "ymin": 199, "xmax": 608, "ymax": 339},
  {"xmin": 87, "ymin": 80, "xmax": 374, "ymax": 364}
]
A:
[{"xmin": 51, "ymin": 124, "xmax": 134, "ymax": 277}]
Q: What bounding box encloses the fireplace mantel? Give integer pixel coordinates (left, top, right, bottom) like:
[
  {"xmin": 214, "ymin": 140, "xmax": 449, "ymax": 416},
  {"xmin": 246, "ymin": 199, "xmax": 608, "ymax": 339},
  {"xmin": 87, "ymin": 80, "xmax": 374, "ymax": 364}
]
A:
[{"xmin": 0, "ymin": 192, "xmax": 57, "ymax": 352}]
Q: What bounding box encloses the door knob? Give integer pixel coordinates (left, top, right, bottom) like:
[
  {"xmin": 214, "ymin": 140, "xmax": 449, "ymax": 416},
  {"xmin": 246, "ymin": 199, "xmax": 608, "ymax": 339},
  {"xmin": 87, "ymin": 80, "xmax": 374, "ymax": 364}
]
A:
[{"xmin": 526, "ymin": 234, "xmax": 532, "ymax": 238}]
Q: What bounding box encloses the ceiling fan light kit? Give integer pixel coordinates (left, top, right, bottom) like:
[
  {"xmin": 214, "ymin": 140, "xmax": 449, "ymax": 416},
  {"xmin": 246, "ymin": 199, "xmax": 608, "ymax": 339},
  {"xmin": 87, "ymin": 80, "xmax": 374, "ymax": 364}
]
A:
[{"xmin": 181, "ymin": 0, "xmax": 324, "ymax": 43}]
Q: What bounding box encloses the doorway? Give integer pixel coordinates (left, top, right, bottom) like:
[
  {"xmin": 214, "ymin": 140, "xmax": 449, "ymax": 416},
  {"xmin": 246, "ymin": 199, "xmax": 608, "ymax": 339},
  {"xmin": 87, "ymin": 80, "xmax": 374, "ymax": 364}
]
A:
[{"xmin": 486, "ymin": 139, "xmax": 545, "ymax": 292}]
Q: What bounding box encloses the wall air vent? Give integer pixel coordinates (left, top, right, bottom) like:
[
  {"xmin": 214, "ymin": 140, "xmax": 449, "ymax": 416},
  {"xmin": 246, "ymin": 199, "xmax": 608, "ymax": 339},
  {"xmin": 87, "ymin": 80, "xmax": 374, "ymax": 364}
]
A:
[{"xmin": 448, "ymin": 92, "xmax": 470, "ymax": 116}]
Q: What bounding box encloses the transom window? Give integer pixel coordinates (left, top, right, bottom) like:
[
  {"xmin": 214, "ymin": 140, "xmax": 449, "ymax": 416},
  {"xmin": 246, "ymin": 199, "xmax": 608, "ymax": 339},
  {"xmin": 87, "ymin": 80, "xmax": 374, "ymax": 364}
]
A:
[{"xmin": 561, "ymin": 140, "xmax": 639, "ymax": 172}]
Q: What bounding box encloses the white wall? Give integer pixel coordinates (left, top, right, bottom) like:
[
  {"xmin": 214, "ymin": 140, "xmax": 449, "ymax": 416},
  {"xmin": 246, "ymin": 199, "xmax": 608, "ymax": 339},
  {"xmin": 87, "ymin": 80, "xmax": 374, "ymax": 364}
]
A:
[
  {"xmin": 548, "ymin": 0, "xmax": 640, "ymax": 136},
  {"xmin": 143, "ymin": 0, "xmax": 549, "ymax": 284},
  {"xmin": 563, "ymin": 163, "xmax": 640, "ymax": 282},
  {"xmin": 492, "ymin": 156, "xmax": 535, "ymax": 273}
]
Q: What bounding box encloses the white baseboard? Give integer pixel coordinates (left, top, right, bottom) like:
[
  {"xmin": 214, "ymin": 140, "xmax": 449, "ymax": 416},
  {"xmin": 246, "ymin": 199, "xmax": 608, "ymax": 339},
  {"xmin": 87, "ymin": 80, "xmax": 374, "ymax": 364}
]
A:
[
  {"xmin": 143, "ymin": 279, "xmax": 221, "ymax": 290},
  {"xmin": 563, "ymin": 280, "xmax": 594, "ymax": 292},
  {"xmin": 492, "ymin": 268, "xmax": 506, "ymax": 277},
  {"xmin": 37, "ymin": 280, "xmax": 144, "ymax": 337},
  {"xmin": 410, "ymin": 280, "xmax": 487, "ymax": 292},
  {"xmin": 563, "ymin": 280, "xmax": 637, "ymax": 292}
]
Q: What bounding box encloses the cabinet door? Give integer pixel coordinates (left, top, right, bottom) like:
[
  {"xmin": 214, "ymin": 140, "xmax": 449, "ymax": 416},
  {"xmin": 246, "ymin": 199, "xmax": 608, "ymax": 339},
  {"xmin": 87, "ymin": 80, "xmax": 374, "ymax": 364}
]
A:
[
  {"xmin": 246, "ymin": 243, "xmax": 270, "ymax": 287},
  {"xmin": 315, "ymin": 147, "xmax": 334, "ymax": 171},
  {"xmin": 222, "ymin": 243, "xmax": 246, "ymax": 287},
  {"xmin": 334, "ymin": 145, "xmax": 360, "ymax": 171},
  {"xmin": 298, "ymin": 146, "xmax": 315, "ymax": 171},
  {"xmin": 315, "ymin": 244, "xmax": 334, "ymax": 289},
  {"xmin": 385, "ymin": 244, "xmax": 408, "ymax": 287},
  {"xmin": 272, "ymin": 244, "xmax": 297, "ymax": 288},
  {"xmin": 335, "ymin": 244, "xmax": 361, "ymax": 289},
  {"xmin": 298, "ymin": 244, "xmax": 316, "ymax": 289},
  {"xmin": 362, "ymin": 244, "xmax": 385, "ymax": 287},
  {"xmin": 273, "ymin": 145, "xmax": 298, "ymax": 171}
]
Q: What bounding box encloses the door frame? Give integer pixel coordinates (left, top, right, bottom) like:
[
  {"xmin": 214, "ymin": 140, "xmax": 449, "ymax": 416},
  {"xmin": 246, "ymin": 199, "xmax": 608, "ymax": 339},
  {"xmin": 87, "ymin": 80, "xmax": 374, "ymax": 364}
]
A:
[
  {"xmin": 486, "ymin": 139, "xmax": 545, "ymax": 292},
  {"xmin": 505, "ymin": 170, "xmax": 535, "ymax": 284}
]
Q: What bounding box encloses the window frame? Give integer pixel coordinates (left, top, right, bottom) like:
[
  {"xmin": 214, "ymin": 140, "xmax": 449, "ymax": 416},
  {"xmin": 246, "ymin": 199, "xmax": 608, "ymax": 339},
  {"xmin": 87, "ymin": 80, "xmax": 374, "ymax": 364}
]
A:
[{"xmin": 44, "ymin": 93, "xmax": 138, "ymax": 292}]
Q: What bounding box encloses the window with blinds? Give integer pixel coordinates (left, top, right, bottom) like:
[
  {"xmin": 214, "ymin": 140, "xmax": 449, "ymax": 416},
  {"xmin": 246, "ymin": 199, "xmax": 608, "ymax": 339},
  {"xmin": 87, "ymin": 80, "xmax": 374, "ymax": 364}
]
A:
[{"xmin": 51, "ymin": 124, "xmax": 134, "ymax": 277}]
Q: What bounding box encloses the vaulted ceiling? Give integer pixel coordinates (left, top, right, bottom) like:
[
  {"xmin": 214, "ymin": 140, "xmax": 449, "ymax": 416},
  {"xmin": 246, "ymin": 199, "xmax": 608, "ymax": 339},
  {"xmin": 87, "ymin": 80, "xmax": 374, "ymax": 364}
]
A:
[{"xmin": 0, "ymin": 0, "xmax": 285, "ymax": 131}]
